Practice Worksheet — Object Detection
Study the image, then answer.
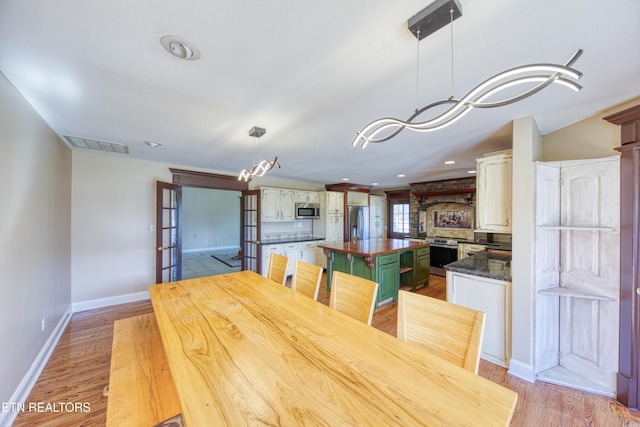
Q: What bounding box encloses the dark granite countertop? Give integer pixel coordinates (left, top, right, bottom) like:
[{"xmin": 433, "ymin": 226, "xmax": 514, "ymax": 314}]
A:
[
  {"xmin": 259, "ymin": 236, "xmax": 325, "ymax": 245},
  {"xmin": 444, "ymin": 252, "xmax": 512, "ymax": 281}
]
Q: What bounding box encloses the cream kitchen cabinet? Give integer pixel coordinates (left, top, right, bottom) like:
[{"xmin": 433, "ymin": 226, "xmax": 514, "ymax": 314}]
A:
[
  {"xmin": 457, "ymin": 243, "xmax": 486, "ymax": 260},
  {"xmin": 262, "ymin": 241, "xmax": 322, "ymax": 277},
  {"xmin": 325, "ymin": 214, "xmax": 344, "ymax": 244},
  {"xmin": 317, "ymin": 191, "xmax": 344, "ymax": 244},
  {"xmin": 283, "ymin": 243, "xmax": 300, "ymax": 276},
  {"xmin": 261, "ymin": 188, "xmax": 295, "ymax": 221},
  {"xmin": 327, "ymin": 191, "xmax": 344, "ymax": 215},
  {"xmin": 261, "ymin": 244, "xmax": 284, "ymax": 276},
  {"xmin": 369, "ymin": 195, "xmax": 386, "ymax": 239},
  {"xmin": 476, "ymin": 150, "xmax": 512, "ymax": 233},
  {"xmin": 447, "ymin": 270, "xmax": 512, "ymax": 367},
  {"xmin": 299, "ymin": 241, "xmax": 318, "ymax": 266},
  {"xmin": 295, "ymin": 191, "xmax": 319, "ymax": 204}
]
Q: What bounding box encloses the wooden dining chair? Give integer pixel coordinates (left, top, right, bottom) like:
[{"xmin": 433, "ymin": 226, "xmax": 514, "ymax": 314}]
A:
[
  {"xmin": 329, "ymin": 271, "xmax": 379, "ymax": 326},
  {"xmin": 266, "ymin": 253, "xmax": 290, "ymax": 286},
  {"xmin": 291, "ymin": 260, "xmax": 323, "ymax": 301},
  {"xmin": 397, "ymin": 290, "xmax": 486, "ymax": 374}
]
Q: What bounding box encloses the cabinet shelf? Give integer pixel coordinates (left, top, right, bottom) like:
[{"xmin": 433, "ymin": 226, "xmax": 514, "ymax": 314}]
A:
[
  {"xmin": 536, "ymin": 226, "xmax": 618, "ymax": 232},
  {"xmin": 537, "ymin": 286, "xmax": 616, "ymax": 302},
  {"xmin": 399, "ymin": 266, "xmax": 413, "ymax": 274}
]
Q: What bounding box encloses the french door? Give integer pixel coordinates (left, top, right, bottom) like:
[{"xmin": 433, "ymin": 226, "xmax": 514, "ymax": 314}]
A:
[
  {"xmin": 241, "ymin": 190, "xmax": 261, "ymax": 272},
  {"xmin": 155, "ymin": 181, "xmax": 182, "ymax": 283}
]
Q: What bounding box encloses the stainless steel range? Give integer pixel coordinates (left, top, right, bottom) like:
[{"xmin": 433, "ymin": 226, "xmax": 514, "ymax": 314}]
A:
[{"xmin": 424, "ymin": 238, "xmax": 459, "ymax": 276}]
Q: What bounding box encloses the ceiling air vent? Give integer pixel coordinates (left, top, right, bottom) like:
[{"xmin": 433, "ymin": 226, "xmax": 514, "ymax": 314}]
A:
[{"xmin": 64, "ymin": 135, "xmax": 129, "ymax": 154}]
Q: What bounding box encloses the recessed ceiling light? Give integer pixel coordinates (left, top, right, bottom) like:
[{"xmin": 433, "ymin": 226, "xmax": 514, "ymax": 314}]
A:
[
  {"xmin": 397, "ymin": 174, "xmax": 405, "ymax": 178},
  {"xmin": 372, "ymin": 182, "xmax": 378, "ymax": 186},
  {"xmin": 444, "ymin": 160, "xmax": 455, "ymax": 164},
  {"xmin": 144, "ymin": 141, "xmax": 162, "ymax": 148},
  {"xmin": 468, "ymin": 170, "xmax": 476, "ymax": 174},
  {"xmin": 342, "ymin": 178, "xmax": 349, "ymax": 181},
  {"xmin": 160, "ymin": 36, "xmax": 201, "ymax": 60}
]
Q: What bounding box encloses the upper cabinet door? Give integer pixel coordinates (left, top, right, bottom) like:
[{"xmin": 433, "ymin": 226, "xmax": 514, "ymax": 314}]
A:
[
  {"xmin": 261, "ymin": 188, "xmax": 280, "ymax": 221},
  {"xmin": 280, "ymin": 190, "xmax": 296, "ymax": 221},
  {"xmin": 476, "ymin": 150, "xmax": 512, "ymax": 233}
]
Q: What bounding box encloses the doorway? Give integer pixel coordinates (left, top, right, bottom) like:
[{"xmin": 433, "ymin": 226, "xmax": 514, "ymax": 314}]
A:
[
  {"xmin": 155, "ymin": 169, "xmax": 250, "ymax": 283},
  {"xmin": 181, "ymin": 187, "xmax": 242, "ymax": 279}
]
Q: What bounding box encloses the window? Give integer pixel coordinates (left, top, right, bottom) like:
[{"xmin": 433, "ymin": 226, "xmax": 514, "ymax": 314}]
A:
[{"xmin": 392, "ymin": 203, "xmax": 410, "ymax": 234}]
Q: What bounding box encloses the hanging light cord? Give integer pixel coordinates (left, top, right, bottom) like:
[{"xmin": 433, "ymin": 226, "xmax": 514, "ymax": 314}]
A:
[
  {"xmin": 416, "ymin": 29, "xmax": 421, "ymax": 110},
  {"xmin": 449, "ymin": 7, "xmax": 455, "ymax": 98}
]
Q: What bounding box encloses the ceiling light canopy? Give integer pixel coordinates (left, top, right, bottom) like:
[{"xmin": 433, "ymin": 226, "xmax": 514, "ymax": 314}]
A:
[
  {"xmin": 351, "ymin": 2, "xmax": 583, "ymax": 149},
  {"xmin": 160, "ymin": 35, "xmax": 201, "ymax": 60}
]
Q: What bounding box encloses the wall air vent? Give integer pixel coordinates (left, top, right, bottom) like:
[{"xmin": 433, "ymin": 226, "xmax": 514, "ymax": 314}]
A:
[{"xmin": 64, "ymin": 135, "xmax": 129, "ymax": 154}]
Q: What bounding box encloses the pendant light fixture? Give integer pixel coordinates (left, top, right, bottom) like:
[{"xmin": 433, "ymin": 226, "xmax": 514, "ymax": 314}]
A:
[
  {"xmin": 238, "ymin": 127, "xmax": 281, "ymax": 181},
  {"xmin": 352, "ymin": 0, "xmax": 583, "ymax": 149}
]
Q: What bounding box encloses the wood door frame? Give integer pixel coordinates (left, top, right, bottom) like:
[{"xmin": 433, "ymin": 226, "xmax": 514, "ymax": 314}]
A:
[
  {"xmin": 155, "ymin": 169, "xmax": 249, "ymax": 283},
  {"xmin": 241, "ymin": 190, "xmax": 261, "ymax": 272},
  {"xmin": 604, "ymin": 104, "xmax": 640, "ymax": 409},
  {"xmin": 156, "ymin": 181, "xmax": 182, "ymax": 283},
  {"xmin": 386, "ymin": 190, "xmax": 410, "ymax": 239}
]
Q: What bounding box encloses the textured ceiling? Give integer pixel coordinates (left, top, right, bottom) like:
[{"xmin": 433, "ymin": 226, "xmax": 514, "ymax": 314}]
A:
[{"xmin": 1, "ymin": 0, "xmax": 639, "ymax": 188}]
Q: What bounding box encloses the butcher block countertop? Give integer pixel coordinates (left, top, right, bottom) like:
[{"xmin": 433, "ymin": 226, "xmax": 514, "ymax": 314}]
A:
[{"xmin": 319, "ymin": 238, "xmax": 428, "ymax": 256}]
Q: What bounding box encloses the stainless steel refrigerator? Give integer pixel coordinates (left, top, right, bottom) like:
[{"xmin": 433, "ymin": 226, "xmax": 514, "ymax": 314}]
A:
[{"xmin": 347, "ymin": 205, "xmax": 369, "ymax": 242}]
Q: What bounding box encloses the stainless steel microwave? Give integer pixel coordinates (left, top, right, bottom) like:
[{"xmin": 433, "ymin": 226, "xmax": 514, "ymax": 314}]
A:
[{"xmin": 295, "ymin": 203, "xmax": 321, "ymax": 219}]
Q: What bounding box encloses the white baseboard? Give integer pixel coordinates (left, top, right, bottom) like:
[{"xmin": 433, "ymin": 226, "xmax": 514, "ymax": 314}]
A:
[
  {"xmin": 508, "ymin": 359, "xmax": 536, "ymax": 383},
  {"xmin": 72, "ymin": 291, "xmax": 150, "ymax": 313},
  {"xmin": 0, "ymin": 305, "xmax": 73, "ymax": 427},
  {"xmin": 183, "ymin": 245, "xmax": 239, "ymax": 254}
]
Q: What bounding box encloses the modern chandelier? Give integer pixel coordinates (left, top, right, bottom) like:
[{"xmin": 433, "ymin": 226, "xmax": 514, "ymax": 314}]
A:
[
  {"xmin": 238, "ymin": 126, "xmax": 280, "ymax": 181},
  {"xmin": 352, "ymin": 0, "xmax": 583, "ymax": 149}
]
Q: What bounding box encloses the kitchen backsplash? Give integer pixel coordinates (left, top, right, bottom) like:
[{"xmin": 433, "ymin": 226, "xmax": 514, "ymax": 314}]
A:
[
  {"xmin": 410, "ymin": 177, "xmax": 476, "ymax": 238},
  {"xmin": 261, "ymin": 220, "xmax": 314, "ymax": 240}
]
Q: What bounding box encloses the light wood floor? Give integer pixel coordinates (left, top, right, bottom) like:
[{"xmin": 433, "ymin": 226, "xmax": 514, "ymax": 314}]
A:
[{"xmin": 14, "ymin": 274, "xmax": 640, "ymax": 426}]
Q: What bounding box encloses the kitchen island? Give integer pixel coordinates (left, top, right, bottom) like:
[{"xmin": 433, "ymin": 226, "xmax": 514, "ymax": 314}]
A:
[
  {"xmin": 445, "ymin": 252, "xmax": 512, "ymax": 367},
  {"xmin": 319, "ymin": 238, "xmax": 429, "ymax": 306}
]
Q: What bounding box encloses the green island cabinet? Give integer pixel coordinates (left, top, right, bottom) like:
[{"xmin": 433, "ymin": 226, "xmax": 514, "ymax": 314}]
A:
[{"xmin": 320, "ymin": 239, "xmax": 430, "ymax": 307}]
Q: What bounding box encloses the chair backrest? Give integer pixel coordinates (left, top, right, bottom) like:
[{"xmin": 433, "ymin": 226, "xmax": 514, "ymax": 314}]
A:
[
  {"xmin": 397, "ymin": 290, "xmax": 486, "ymax": 374},
  {"xmin": 267, "ymin": 253, "xmax": 290, "ymax": 286},
  {"xmin": 329, "ymin": 271, "xmax": 379, "ymax": 326},
  {"xmin": 291, "ymin": 260, "xmax": 323, "ymax": 301}
]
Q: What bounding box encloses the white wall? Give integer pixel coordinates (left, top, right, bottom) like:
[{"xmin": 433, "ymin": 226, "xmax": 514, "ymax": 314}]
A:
[
  {"xmin": 70, "ymin": 152, "xmax": 324, "ymax": 305},
  {"xmin": 182, "ymin": 188, "xmax": 241, "ymax": 251},
  {"xmin": 509, "ymin": 117, "xmax": 541, "ymax": 380},
  {"xmin": 71, "ymin": 152, "xmax": 172, "ymax": 303},
  {"xmin": 543, "ymin": 96, "xmax": 640, "ymax": 161},
  {"xmin": 0, "ymin": 72, "xmax": 72, "ymax": 412}
]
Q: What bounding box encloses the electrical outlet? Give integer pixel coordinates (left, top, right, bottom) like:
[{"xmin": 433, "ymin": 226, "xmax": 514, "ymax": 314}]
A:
[{"xmin": 41, "ymin": 317, "xmax": 46, "ymax": 332}]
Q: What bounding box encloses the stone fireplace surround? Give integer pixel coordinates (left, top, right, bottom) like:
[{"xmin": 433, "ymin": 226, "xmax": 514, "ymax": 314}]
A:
[{"xmin": 410, "ymin": 177, "xmax": 476, "ymax": 239}]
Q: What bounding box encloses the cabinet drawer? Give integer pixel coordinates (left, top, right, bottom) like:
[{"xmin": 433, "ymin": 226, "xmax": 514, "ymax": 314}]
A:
[
  {"xmin": 263, "ymin": 245, "xmax": 283, "ymax": 253},
  {"xmin": 377, "ymin": 253, "xmax": 398, "ymax": 266},
  {"xmin": 416, "ymin": 247, "xmax": 430, "ymax": 257},
  {"xmin": 300, "ymin": 241, "xmax": 317, "ymax": 249}
]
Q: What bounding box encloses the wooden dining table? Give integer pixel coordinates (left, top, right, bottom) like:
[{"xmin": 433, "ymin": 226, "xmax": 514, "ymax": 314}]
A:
[{"xmin": 149, "ymin": 270, "xmax": 517, "ymax": 426}]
